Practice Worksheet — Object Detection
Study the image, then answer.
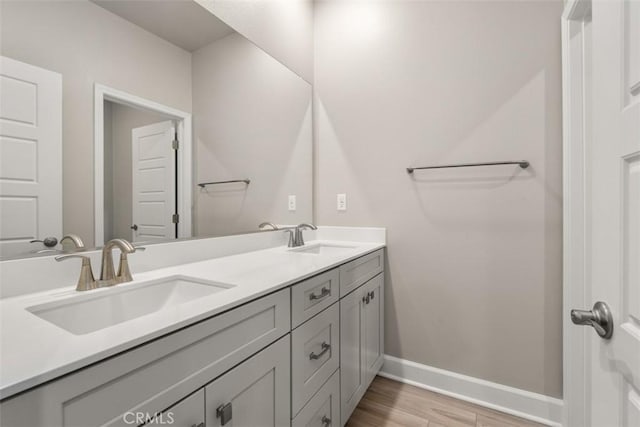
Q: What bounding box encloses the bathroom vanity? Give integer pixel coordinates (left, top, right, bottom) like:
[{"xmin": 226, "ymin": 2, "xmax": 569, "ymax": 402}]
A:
[{"xmin": 0, "ymin": 239, "xmax": 385, "ymax": 427}]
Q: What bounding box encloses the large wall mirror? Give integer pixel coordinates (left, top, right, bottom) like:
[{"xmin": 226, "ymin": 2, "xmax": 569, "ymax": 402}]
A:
[{"xmin": 0, "ymin": 0, "xmax": 312, "ymax": 259}]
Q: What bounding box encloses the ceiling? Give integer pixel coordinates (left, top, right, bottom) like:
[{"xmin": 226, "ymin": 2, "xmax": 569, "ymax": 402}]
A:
[{"xmin": 91, "ymin": 0, "xmax": 235, "ymax": 52}]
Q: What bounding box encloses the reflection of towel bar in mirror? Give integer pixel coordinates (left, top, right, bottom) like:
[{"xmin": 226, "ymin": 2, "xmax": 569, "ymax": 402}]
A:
[
  {"xmin": 198, "ymin": 179, "xmax": 251, "ymax": 188},
  {"xmin": 406, "ymin": 160, "xmax": 529, "ymax": 174}
]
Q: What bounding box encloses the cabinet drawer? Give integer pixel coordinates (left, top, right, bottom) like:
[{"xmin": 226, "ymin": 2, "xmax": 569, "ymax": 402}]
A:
[
  {"xmin": 339, "ymin": 249, "xmax": 384, "ymax": 296},
  {"xmin": 0, "ymin": 289, "xmax": 290, "ymax": 427},
  {"xmin": 292, "ymin": 370, "xmax": 340, "ymax": 427},
  {"xmin": 291, "ymin": 268, "xmax": 339, "ymax": 328},
  {"xmin": 291, "ymin": 303, "xmax": 340, "ymax": 416},
  {"xmin": 145, "ymin": 389, "xmax": 204, "ymax": 427}
]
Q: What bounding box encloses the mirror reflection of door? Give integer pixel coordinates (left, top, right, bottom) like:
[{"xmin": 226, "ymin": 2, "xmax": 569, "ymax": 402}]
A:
[
  {"xmin": 103, "ymin": 101, "xmax": 177, "ymax": 244},
  {"xmin": 131, "ymin": 120, "xmax": 177, "ymax": 243}
]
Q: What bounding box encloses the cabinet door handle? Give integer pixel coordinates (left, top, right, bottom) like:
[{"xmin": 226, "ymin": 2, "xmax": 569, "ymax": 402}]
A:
[
  {"xmin": 309, "ymin": 286, "xmax": 331, "ymax": 301},
  {"xmin": 369, "ymin": 290, "xmax": 375, "ymax": 300},
  {"xmin": 362, "ymin": 294, "xmax": 370, "ymax": 305},
  {"xmin": 216, "ymin": 402, "xmax": 232, "ymax": 425},
  {"xmin": 322, "ymin": 415, "xmax": 332, "ymax": 426},
  {"xmin": 309, "ymin": 342, "xmax": 331, "ymax": 360}
]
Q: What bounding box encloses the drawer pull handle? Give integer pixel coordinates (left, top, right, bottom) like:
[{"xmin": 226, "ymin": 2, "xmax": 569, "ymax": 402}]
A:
[
  {"xmin": 309, "ymin": 286, "xmax": 331, "ymax": 301},
  {"xmin": 322, "ymin": 415, "xmax": 332, "ymax": 426},
  {"xmin": 216, "ymin": 402, "xmax": 232, "ymax": 425},
  {"xmin": 309, "ymin": 342, "xmax": 331, "ymax": 360},
  {"xmin": 362, "ymin": 291, "xmax": 375, "ymax": 304}
]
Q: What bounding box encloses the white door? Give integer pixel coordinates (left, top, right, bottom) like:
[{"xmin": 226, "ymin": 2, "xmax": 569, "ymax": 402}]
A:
[
  {"xmin": 571, "ymin": 0, "xmax": 640, "ymax": 425},
  {"xmin": 131, "ymin": 120, "xmax": 176, "ymax": 242},
  {"xmin": 0, "ymin": 56, "xmax": 62, "ymax": 258}
]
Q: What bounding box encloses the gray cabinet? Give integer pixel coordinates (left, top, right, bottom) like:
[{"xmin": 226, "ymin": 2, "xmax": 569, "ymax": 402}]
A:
[
  {"xmin": 290, "ymin": 249, "xmax": 384, "ymax": 427},
  {"xmin": 340, "ymin": 272, "xmax": 384, "ymax": 425},
  {"xmin": 205, "ymin": 336, "xmax": 290, "ymax": 427},
  {"xmin": 0, "ymin": 248, "xmax": 385, "ymax": 427}
]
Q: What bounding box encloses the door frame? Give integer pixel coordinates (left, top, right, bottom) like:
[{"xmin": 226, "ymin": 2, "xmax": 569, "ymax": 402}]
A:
[
  {"xmin": 561, "ymin": 0, "xmax": 592, "ymax": 425},
  {"xmin": 94, "ymin": 84, "xmax": 192, "ymax": 246}
]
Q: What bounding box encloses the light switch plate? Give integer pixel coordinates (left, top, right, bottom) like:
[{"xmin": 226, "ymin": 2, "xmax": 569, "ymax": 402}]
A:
[
  {"xmin": 288, "ymin": 195, "xmax": 296, "ymax": 211},
  {"xmin": 337, "ymin": 193, "xmax": 347, "ymax": 211}
]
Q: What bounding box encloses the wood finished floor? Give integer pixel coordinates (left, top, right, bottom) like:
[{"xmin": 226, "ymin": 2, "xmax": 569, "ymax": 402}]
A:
[{"xmin": 345, "ymin": 376, "xmax": 546, "ymax": 427}]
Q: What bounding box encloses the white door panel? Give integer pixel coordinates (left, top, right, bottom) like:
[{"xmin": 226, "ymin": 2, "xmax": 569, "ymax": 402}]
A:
[
  {"xmin": 131, "ymin": 120, "xmax": 176, "ymax": 242},
  {"xmin": 0, "ymin": 56, "xmax": 62, "ymax": 257},
  {"xmin": 588, "ymin": 0, "xmax": 640, "ymax": 425}
]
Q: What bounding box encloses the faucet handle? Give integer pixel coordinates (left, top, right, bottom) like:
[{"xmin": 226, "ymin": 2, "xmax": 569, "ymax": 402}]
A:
[{"xmin": 55, "ymin": 254, "xmax": 97, "ymax": 291}]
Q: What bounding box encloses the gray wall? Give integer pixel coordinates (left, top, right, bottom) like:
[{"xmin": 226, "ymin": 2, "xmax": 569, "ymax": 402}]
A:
[
  {"xmin": 0, "ymin": 0, "xmax": 192, "ymax": 247},
  {"xmin": 193, "ymin": 33, "xmax": 312, "ymax": 236},
  {"xmin": 314, "ymin": 0, "xmax": 563, "ymax": 397}
]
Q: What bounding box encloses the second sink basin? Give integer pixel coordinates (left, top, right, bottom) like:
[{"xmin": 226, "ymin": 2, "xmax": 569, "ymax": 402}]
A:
[
  {"xmin": 27, "ymin": 275, "xmax": 234, "ymax": 335},
  {"xmin": 289, "ymin": 243, "xmax": 358, "ymax": 255}
]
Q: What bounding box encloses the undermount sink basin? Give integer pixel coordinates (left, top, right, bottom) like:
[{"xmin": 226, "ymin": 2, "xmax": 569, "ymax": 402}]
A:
[
  {"xmin": 27, "ymin": 275, "xmax": 234, "ymax": 335},
  {"xmin": 289, "ymin": 243, "xmax": 358, "ymax": 255}
]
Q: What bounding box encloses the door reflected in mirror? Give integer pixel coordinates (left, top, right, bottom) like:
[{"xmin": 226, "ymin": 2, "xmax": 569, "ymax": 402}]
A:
[
  {"xmin": 0, "ymin": 0, "xmax": 312, "ymax": 259},
  {"xmin": 103, "ymin": 102, "xmax": 180, "ymax": 244}
]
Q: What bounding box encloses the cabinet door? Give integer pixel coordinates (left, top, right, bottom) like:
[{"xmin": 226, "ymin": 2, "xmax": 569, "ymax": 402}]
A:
[
  {"xmin": 145, "ymin": 389, "xmax": 204, "ymax": 427},
  {"xmin": 205, "ymin": 336, "xmax": 290, "ymax": 427},
  {"xmin": 363, "ymin": 273, "xmax": 384, "ymax": 387},
  {"xmin": 339, "ymin": 286, "xmax": 366, "ymax": 424}
]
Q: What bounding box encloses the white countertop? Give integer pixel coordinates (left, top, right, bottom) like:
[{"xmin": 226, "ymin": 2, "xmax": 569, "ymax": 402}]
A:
[{"xmin": 0, "ymin": 240, "xmax": 384, "ymax": 400}]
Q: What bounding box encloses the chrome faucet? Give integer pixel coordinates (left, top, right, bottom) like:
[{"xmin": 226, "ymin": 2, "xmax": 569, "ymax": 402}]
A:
[
  {"xmin": 100, "ymin": 238, "xmax": 144, "ymax": 284},
  {"xmin": 56, "ymin": 238, "xmax": 144, "ymax": 291},
  {"xmin": 258, "ymin": 222, "xmax": 279, "ymax": 230},
  {"xmin": 60, "ymin": 234, "xmax": 85, "ymax": 251},
  {"xmin": 291, "ymin": 223, "xmax": 317, "ymax": 247}
]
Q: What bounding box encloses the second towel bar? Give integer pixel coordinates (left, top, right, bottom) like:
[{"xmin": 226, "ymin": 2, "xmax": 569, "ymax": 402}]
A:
[
  {"xmin": 407, "ymin": 160, "xmax": 529, "ymax": 174},
  {"xmin": 198, "ymin": 179, "xmax": 250, "ymax": 188}
]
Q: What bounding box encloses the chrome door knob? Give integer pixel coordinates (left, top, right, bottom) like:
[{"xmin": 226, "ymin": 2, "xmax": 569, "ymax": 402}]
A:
[{"xmin": 571, "ymin": 301, "xmax": 613, "ymax": 339}]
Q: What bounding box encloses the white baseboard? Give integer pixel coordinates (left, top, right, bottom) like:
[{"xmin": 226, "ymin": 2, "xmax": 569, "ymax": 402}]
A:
[{"xmin": 379, "ymin": 355, "xmax": 563, "ymax": 427}]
